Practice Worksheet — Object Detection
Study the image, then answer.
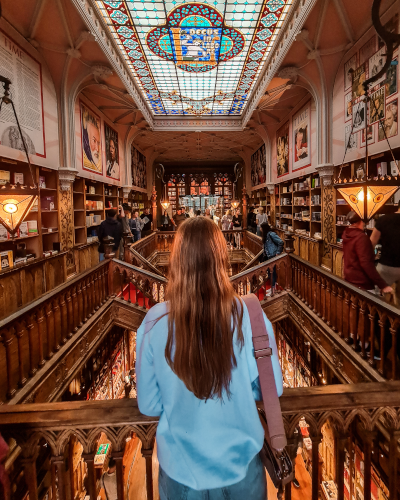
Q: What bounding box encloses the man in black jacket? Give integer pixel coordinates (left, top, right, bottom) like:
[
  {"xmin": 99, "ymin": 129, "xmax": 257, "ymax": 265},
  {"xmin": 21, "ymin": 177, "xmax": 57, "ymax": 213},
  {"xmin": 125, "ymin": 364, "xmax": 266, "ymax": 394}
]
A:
[{"xmin": 98, "ymin": 209, "xmax": 122, "ymax": 261}]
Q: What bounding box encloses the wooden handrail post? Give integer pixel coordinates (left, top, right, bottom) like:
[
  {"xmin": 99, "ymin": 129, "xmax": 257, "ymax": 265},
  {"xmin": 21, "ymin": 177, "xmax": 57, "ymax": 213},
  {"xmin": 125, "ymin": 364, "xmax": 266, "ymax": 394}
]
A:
[
  {"xmin": 284, "ymin": 231, "xmax": 295, "ymax": 254},
  {"xmin": 336, "ymin": 435, "xmax": 347, "ymax": 500},
  {"xmin": 82, "ymin": 454, "xmax": 97, "ymax": 500},
  {"xmin": 52, "ymin": 456, "xmax": 66, "ymax": 500},
  {"xmin": 142, "ymin": 444, "xmax": 154, "ymax": 500},
  {"xmin": 123, "ymin": 230, "xmax": 131, "ymax": 263},
  {"xmin": 21, "ymin": 447, "xmax": 40, "ymax": 500},
  {"xmin": 311, "ymin": 434, "xmax": 322, "ymax": 500},
  {"xmin": 389, "ymin": 430, "xmax": 400, "ymax": 500},
  {"xmin": 113, "ymin": 450, "xmax": 126, "ymax": 500}
]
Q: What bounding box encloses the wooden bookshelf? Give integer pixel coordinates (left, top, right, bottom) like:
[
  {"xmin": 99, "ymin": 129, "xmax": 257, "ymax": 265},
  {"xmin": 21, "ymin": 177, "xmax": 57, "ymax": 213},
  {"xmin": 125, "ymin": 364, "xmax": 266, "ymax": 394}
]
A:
[
  {"xmin": 0, "ymin": 159, "xmax": 63, "ymax": 271},
  {"xmin": 274, "ymin": 173, "xmax": 322, "ymax": 266}
]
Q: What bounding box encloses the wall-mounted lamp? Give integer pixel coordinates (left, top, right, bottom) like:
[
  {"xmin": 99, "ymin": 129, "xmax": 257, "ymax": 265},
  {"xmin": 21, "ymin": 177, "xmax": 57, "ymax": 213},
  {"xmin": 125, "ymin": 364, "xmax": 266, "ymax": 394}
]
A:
[{"xmin": 155, "ymin": 163, "xmax": 170, "ymax": 211}]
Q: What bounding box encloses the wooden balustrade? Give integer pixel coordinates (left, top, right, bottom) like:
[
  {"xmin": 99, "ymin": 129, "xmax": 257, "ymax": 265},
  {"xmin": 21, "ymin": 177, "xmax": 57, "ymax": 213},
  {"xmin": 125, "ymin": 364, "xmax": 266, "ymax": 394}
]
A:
[
  {"xmin": 0, "ymin": 261, "xmax": 110, "ymax": 404},
  {"xmin": 243, "ymin": 230, "xmax": 263, "ymax": 255},
  {"xmin": 110, "ymin": 259, "xmax": 168, "ymax": 309},
  {"xmin": 230, "ymin": 254, "xmax": 290, "ymax": 299},
  {"xmin": 1, "ymin": 382, "xmax": 400, "ymax": 500},
  {"xmin": 289, "ymin": 255, "xmax": 400, "ymax": 380}
]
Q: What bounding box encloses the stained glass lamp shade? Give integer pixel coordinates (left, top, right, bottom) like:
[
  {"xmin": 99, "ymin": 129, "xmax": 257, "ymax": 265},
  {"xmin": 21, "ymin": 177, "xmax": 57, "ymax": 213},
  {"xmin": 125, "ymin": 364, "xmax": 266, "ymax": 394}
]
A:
[
  {"xmin": 0, "ymin": 193, "xmax": 38, "ymax": 236},
  {"xmin": 337, "ymin": 184, "xmax": 399, "ymax": 221},
  {"xmin": 160, "ymin": 199, "xmax": 170, "ymax": 211},
  {"xmin": 231, "ymin": 199, "xmax": 240, "ymax": 209}
]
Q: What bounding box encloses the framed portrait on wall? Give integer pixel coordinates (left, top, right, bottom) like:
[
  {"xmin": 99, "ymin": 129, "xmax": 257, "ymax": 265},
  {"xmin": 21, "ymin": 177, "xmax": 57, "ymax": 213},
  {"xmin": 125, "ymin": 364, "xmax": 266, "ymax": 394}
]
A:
[
  {"xmin": 292, "ymin": 103, "xmax": 311, "ymax": 171},
  {"xmin": 369, "ymin": 86, "xmax": 385, "ymax": 125},
  {"xmin": 131, "ymin": 144, "xmax": 147, "ymax": 189},
  {"xmin": 385, "ymin": 59, "xmax": 398, "ymax": 97},
  {"xmin": 359, "ymin": 37, "xmax": 376, "ymax": 64},
  {"xmin": 352, "ymin": 101, "xmax": 366, "ymax": 133},
  {"xmin": 345, "ymin": 123, "xmax": 358, "ymax": 152},
  {"xmin": 80, "ymin": 101, "xmax": 102, "ymax": 174},
  {"xmin": 276, "ymin": 121, "xmax": 289, "ymax": 177},
  {"xmin": 361, "ymin": 124, "xmax": 375, "ymax": 147},
  {"xmin": 344, "ymin": 54, "xmax": 357, "ymax": 91},
  {"xmin": 352, "ymin": 64, "xmax": 366, "ymax": 101},
  {"xmin": 369, "ymin": 47, "xmax": 387, "ymax": 85},
  {"xmin": 378, "ymin": 99, "xmax": 398, "ymax": 141},
  {"xmin": 345, "ymin": 92, "xmax": 352, "ymax": 122},
  {"xmin": 104, "ymin": 123, "xmax": 120, "ymax": 180},
  {"xmin": 251, "ymin": 143, "xmax": 266, "ymax": 187}
]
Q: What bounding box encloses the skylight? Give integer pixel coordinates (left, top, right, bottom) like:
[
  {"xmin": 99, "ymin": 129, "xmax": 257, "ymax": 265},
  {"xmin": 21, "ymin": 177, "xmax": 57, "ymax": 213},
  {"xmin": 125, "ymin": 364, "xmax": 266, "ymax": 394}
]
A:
[{"xmin": 95, "ymin": 0, "xmax": 292, "ymax": 116}]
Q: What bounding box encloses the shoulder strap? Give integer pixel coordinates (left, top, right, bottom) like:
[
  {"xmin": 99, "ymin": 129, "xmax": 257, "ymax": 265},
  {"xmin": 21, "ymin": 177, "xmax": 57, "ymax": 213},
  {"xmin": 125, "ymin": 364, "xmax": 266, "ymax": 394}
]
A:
[{"xmin": 242, "ymin": 294, "xmax": 287, "ymax": 451}]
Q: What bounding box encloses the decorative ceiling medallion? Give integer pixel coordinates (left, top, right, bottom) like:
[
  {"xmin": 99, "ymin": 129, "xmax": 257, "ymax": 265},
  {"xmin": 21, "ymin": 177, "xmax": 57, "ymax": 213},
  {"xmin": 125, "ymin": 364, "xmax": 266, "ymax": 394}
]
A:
[
  {"xmin": 96, "ymin": 0, "xmax": 292, "ymax": 116},
  {"xmin": 146, "ymin": 4, "xmax": 245, "ymax": 73}
]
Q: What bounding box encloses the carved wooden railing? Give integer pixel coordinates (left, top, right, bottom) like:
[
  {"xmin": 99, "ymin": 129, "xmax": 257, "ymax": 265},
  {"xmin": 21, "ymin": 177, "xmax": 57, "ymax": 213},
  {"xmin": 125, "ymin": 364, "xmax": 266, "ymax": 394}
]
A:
[
  {"xmin": 110, "ymin": 259, "xmax": 168, "ymax": 309},
  {"xmin": 290, "ymin": 255, "xmax": 400, "ymax": 380},
  {"xmin": 0, "ymin": 261, "xmax": 110, "ymax": 404},
  {"xmin": 230, "ymin": 253, "xmax": 290, "ymax": 299},
  {"xmin": 243, "ymin": 230, "xmax": 263, "ymax": 255},
  {"xmin": 1, "ymin": 382, "xmax": 400, "ymax": 500}
]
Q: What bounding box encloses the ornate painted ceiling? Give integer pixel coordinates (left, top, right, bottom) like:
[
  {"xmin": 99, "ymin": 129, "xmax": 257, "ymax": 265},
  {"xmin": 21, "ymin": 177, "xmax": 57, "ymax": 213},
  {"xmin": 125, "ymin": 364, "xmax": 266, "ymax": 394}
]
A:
[{"xmin": 95, "ymin": 0, "xmax": 293, "ymax": 116}]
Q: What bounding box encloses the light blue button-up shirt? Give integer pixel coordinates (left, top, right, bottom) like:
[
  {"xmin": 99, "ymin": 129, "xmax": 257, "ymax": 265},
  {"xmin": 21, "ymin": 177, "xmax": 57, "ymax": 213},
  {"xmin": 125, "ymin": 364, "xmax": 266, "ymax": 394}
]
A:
[{"xmin": 136, "ymin": 300, "xmax": 283, "ymax": 491}]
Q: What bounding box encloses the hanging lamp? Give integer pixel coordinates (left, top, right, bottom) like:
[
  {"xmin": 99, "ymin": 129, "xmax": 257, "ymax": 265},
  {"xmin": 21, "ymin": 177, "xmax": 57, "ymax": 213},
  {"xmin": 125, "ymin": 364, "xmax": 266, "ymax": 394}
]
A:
[
  {"xmin": 334, "ymin": 0, "xmax": 400, "ymax": 221},
  {"xmin": 155, "ymin": 163, "xmax": 170, "ymax": 211},
  {"xmin": 0, "ymin": 76, "xmax": 38, "ymax": 236},
  {"xmin": 231, "ymin": 163, "xmax": 243, "ymax": 210}
]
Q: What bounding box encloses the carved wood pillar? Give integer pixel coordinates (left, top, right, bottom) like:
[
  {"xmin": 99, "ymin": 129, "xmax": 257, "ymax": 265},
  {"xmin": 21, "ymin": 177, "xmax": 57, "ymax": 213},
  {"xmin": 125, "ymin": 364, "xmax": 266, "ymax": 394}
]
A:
[
  {"xmin": 142, "ymin": 444, "xmax": 154, "ymax": 500},
  {"xmin": 311, "ymin": 434, "xmax": 322, "ymax": 500},
  {"xmin": 336, "ymin": 435, "xmax": 347, "ymax": 500},
  {"xmin": 113, "ymin": 450, "xmax": 125, "ymax": 500},
  {"xmin": 1, "ymin": 328, "xmax": 16, "ymax": 399},
  {"xmin": 242, "ymin": 186, "xmax": 248, "ymax": 229},
  {"xmin": 317, "ymin": 165, "xmax": 335, "ymax": 271},
  {"xmin": 52, "ymin": 456, "xmax": 66, "ymax": 500},
  {"xmin": 389, "ymin": 431, "xmax": 400, "ymax": 500},
  {"xmin": 59, "ymin": 182, "xmax": 76, "ymax": 275},
  {"xmin": 151, "ymin": 183, "xmax": 157, "ymax": 231},
  {"xmin": 361, "ymin": 431, "xmax": 376, "ymax": 500},
  {"xmin": 15, "ymin": 322, "xmax": 27, "ymax": 388},
  {"xmin": 21, "ymin": 446, "xmax": 40, "ymax": 500},
  {"xmin": 82, "ymin": 454, "xmax": 97, "ymax": 500}
]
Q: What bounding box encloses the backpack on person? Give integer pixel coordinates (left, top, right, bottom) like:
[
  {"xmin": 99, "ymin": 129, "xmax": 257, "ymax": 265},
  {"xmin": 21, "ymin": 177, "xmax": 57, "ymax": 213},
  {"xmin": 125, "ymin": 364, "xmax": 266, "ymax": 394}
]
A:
[{"xmin": 242, "ymin": 294, "xmax": 294, "ymax": 499}]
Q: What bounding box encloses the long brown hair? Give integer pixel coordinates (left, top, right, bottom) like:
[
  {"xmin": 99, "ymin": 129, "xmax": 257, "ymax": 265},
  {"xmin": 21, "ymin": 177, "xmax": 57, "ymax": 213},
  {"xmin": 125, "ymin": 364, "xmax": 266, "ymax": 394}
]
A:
[{"xmin": 165, "ymin": 217, "xmax": 244, "ymax": 400}]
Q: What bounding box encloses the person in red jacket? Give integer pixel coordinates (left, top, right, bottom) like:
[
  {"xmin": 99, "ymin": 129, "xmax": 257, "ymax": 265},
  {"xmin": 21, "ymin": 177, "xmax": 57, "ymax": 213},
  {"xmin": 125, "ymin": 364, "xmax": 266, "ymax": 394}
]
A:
[{"xmin": 342, "ymin": 211, "xmax": 393, "ymax": 295}]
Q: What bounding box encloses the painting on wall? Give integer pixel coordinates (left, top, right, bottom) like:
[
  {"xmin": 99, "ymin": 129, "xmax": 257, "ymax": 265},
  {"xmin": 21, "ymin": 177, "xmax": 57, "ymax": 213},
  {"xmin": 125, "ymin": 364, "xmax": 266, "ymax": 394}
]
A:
[
  {"xmin": 345, "ymin": 92, "xmax": 352, "ymax": 122},
  {"xmin": 292, "ymin": 103, "xmax": 311, "ymax": 171},
  {"xmin": 369, "ymin": 87, "xmax": 385, "ymax": 125},
  {"xmin": 131, "ymin": 144, "xmax": 147, "ymax": 189},
  {"xmin": 251, "ymin": 143, "xmax": 266, "ymax": 187},
  {"xmin": 359, "ymin": 36, "xmax": 376, "ymax": 64},
  {"xmin": 344, "ymin": 54, "xmax": 357, "ymax": 91},
  {"xmin": 352, "ymin": 101, "xmax": 366, "ymax": 133},
  {"xmin": 378, "ymin": 99, "xmax": 398, "ymax": 141},
  {"xmin": 352, "ymin": 64, "xmax": 366, "ymax": 101},
  {"xmin": 345, "ymin": 123, "xmax": 357, "ymax": 152},
  {"xmin": 385, "ymin": 59, "xmax": 398, "ymax": 97},
  {"xmin": 368, "ymin": 47, "xmax": 386, "ymax": 85},
  {"xmin": 104, "ymin": 123, "xmax": 120, "ymax": 180},
  {"xmin": 80, "ymin": 102, "xmax": 102, "ymax": 174},
  {"xmin": 361, "ymin": 124, "xmax": 375, "ymax": 147},
  {"xmin": 276, "ymin": 121, "xmax": 289, "ymax": 177}
]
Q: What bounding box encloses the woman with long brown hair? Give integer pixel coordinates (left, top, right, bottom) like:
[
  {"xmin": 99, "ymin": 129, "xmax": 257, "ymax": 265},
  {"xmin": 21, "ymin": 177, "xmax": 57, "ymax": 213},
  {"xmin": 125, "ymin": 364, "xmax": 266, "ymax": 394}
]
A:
[{"xmin": 136, "ymin": 217, "xmax": 283, "ymax": 499}]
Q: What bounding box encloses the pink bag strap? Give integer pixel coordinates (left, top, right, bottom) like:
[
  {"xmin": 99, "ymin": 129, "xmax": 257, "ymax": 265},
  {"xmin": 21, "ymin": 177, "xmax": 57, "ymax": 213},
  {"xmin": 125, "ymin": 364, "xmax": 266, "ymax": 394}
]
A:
[{"xmin": 242, "ymin": 294, "xmax": 287, "ymax": 451}]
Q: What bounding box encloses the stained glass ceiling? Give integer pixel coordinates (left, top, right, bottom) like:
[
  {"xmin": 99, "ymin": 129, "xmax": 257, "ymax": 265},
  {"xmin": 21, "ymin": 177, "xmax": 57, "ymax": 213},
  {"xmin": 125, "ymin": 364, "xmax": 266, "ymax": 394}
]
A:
[{"xmin": 95, "ymin": 0, "xmax": 293, "ymax": 116}]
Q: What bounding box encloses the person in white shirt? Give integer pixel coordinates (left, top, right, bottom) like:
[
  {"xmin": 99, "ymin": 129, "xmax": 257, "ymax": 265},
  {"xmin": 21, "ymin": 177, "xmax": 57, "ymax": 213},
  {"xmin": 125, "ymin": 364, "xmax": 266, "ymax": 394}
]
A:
[
  {"xmin": 255, "ymin": 207, "xmax": 268, "ymax": 236},
  {"xmin": 100, "ymin": 458, "xmax": 118, "ymax": 500}
]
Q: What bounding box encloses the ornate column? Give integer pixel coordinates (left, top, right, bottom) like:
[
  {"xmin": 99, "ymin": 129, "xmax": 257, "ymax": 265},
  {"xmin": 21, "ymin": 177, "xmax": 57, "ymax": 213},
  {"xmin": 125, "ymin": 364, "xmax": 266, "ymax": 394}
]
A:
[
  {"xmin": 122, "ymin": 186, "xmax": 131, "ymax": 202},
  {"xmin": 151, "ymin": 183, "xmax": 157, "ymax": 231},
  {"xmin": 52, "ymin": 455, "xmax": 66, "ymax": 500},
  {"xmin": 82, "ymin": 454, "xmax": 97, "ymax": 500},
  {"xmin": 20, "ymin": 446, "xmax": 40, "ymax": 500},
  {"xmin": 59, "ymin": 170, "xmax": 78, "ymax": 275},
  {"xmin": 141, "ymin": 445, "xmax": 154, "ymax": 500},
  {"xmin": 310, "ymin": 434, "xmax": 322, "ymax": 500},
  {"xmin": 113, "ymin": 450, "xmax": 125, "ymax": 500},
  {"xmin": 316, "ymin": 164, "xmax": 335, "ymax": 271},
  {"xmin": 242, "ymin": 186, "xmax": 248, "ymax": 229},
  {"xmin": 266, "ymin": 184, "xmax": 275, "ymax": 226}
]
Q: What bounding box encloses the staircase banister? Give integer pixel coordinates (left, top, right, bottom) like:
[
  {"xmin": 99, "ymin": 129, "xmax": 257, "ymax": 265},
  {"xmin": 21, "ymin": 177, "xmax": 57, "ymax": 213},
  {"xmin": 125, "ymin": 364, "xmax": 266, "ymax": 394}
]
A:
[
  {"xmin": 112, "ymin": 258, "xmax": 168, "ymax": 283},
  {"xmin": 0, "ymin": 260, "xmax": 110, "ymax": 330},
  {"xmin": 1, "ymin": 382, "xmax": 400, "ymax": 428},
  {"xmin": 240, "ymin": 249, "xmax": 264, "ymax": 273},
  {"xmin": 230, "ymin": 253, "xmax": 289, "ymax": 282},
  {"xmin": 290, "ymin": 254, "xmax": 400, "ymax": 317},
  {"xmin": 129, "ymin": 247, "xmax": 165, "ymax": 277}
]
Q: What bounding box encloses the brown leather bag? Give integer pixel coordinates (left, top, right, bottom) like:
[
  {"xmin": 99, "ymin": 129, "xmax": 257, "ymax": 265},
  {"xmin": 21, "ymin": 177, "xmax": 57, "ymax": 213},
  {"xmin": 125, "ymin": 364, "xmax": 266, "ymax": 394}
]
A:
[{"xmin": 242, "ymin": 294, "xmax": 294, "ymax": 499}]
